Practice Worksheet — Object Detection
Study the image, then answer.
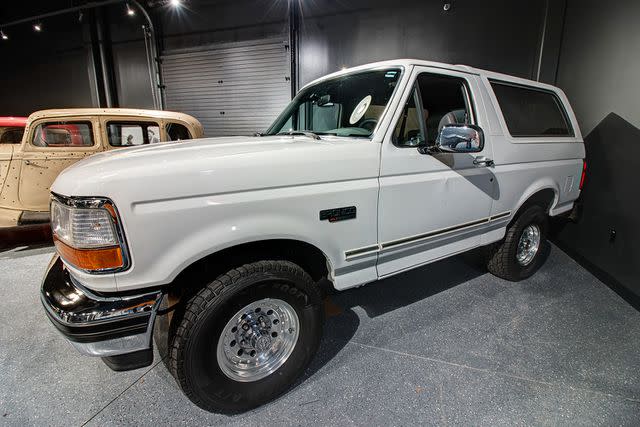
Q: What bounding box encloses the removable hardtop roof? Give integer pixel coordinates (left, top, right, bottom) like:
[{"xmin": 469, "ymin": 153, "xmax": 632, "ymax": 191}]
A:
[{"xmin": 303, "ymin": 59, "xmax": 562, "ymax": 93}]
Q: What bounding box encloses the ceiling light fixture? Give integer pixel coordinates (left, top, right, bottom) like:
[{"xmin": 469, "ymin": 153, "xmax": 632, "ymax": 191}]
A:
[
  {"xmin": 126, "ymin": 3, "xmax": 136, "ymax": 16},
  {"xmin": 170, "ymin": 0, "xmax": 182, "ymax": 7},
  {"xmin": 33, "ymin": 22, "xmax": 42, "ymax": 32}
]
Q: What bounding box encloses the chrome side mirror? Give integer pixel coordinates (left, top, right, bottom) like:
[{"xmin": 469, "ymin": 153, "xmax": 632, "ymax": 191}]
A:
[{"xmin": 435, "ymin": 124, "xmax": 484, "ymax": 153}]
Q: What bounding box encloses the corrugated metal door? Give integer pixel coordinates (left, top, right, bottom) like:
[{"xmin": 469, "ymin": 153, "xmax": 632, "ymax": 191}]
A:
[{"xmin": 162, "ymin": 38, "xmax": 291, "ymax": 137}]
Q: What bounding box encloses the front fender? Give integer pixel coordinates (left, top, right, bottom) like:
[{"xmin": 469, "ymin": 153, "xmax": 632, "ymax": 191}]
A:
[{"xmin": 105, "ymin": 179, "xmax": 380, "ymax": 293}]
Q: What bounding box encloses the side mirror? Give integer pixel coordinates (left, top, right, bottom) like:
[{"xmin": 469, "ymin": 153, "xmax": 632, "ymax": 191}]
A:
[{"xmin": 435, "ymin": 124, "xmax": 484, "ymax": 153}]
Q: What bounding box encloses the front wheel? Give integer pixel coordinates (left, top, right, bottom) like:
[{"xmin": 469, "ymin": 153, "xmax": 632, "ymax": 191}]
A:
[
  {"xmin": 169, "ymin": 260, "xmax": 323, "ymax": 413},
  {"xmin": 486, "ymin": 205, "xmax": 549, "ymax": 281}
]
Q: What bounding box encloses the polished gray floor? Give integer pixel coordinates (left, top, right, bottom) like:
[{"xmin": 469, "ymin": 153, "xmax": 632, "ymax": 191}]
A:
[{"xmin": 1, "ymin": 244, "xmax": 639, "ymax": 426}]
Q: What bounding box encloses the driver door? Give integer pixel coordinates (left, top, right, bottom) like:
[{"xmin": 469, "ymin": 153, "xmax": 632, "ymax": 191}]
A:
[{"xmin": 376, "ymin": 68, "xmax": 496, "ymax": 277}]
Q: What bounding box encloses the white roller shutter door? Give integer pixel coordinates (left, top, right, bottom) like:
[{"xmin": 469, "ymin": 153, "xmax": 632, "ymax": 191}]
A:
[{"xmin": 162, "ymin": 38, "xmax": 291, "ymax": 137}]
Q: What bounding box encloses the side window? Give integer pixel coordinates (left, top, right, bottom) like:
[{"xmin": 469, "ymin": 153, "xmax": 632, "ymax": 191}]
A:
[
  {"xmin": 417, "ymin": 73, "xmax": 472, "ymax": 145},
  {"xmin": 107, "ymin": 122, "xmax": 160, "ymax": 146},
  {"xmin": 393, "ymin": 73, "xmax": 473, "ymax": 147},
  {"xmin": 0, "ymin": 127, "xmax": 25, "ymax": 144},
  {"xmin": 166, "ymin": 123, "xmax": 192, "ymax": 141},
  {"xmin": 32, "ymin": 122, "xmax": 94, "ymax": 147},
  {"xmin": 490, "ymin": 81, "xmax": 573, "ymax": 137},
  {"xmin": 393, "ymin": 87, "xmax": 425, "ymax": 147},
  {"xmin": 147, "ymin": 126, "xmax": 160, "ymax": 144}
]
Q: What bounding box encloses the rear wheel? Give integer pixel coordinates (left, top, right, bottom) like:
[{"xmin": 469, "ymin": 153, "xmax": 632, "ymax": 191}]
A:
[
  {"xmin": 169, "ymin": 260, "xmax": 323, "ymax": 413},
  {"xmin": 486, "ymin": 205, "xmax": 549, "ymax": 281}
]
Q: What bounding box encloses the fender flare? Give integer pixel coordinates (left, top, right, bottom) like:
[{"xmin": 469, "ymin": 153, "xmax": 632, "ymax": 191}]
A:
[{"xmin": 511, "ymin": 180, "xmax": 559, "ymax": 221}]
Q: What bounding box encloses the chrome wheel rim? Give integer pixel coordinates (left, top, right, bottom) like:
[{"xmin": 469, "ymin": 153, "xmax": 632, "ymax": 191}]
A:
[
  {"xmin": 516, "ymin": 224, "xmax": 541, "ymax": 266},
  {"xmin": 216, "ymin": 298, "xmax": 299, "ymax": 382}
]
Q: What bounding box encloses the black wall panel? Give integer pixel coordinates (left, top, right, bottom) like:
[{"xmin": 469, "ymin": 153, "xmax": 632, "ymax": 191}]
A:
[
  {"xmin": 0, "ymin": 8, "xmax": 94, "ymax": 116},
  {"xmin": 553, "ymin": 114, "xmax": 640, "ymax": 300},
  {"xmin": 112, "ymin": 41, "xmax": 156, "ymax": 109},
  {"xmin": 552, "ymin": 0, "xmax": 640, "ymax": 301}
]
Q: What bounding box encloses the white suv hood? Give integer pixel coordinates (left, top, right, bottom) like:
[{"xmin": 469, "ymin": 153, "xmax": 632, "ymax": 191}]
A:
[{"xmin": 51, "ymin": 135, "xmax": 381, "ymax": 203}]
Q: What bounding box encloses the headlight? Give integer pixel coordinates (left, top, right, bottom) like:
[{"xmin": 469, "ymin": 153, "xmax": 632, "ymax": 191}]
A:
[{"xmin": 50, "ymin": 195, "xmax": 129, "ymax": 272}]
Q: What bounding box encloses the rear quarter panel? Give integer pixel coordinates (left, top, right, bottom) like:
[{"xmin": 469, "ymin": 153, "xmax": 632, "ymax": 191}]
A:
[{"xmin": 476, "ymin": 75, "xmax": 585, "ymax": 218}]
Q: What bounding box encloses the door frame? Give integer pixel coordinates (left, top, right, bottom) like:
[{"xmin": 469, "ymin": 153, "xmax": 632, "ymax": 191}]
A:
[{"xmin": 375, "ymin": 65, "xmax": 499, "ymax": 277}]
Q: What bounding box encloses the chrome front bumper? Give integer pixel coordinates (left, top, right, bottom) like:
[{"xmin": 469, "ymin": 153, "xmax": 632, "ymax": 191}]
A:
[{"xmin": 40, "ymin": 255, "xmax": 163, "ymax": 362}]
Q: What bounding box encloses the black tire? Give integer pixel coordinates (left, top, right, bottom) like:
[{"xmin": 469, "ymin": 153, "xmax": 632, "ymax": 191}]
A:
[
  {"xmin": 486, "ymin": 205, "xmax": 549, "ymax": 281},
  {"xmin": 169, "ymin": 260, "xmax": 323, "ymax": 413}
]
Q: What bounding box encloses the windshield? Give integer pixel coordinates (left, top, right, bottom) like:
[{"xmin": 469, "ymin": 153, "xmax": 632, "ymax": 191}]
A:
[{"xmin": 266, "ymin": 68, "xmax": 402, "ymax": 138}]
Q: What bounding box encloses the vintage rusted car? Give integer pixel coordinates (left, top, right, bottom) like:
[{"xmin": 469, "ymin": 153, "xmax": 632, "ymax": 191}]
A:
[{"xmin": 0, "ymin": 108, "xmax": 203, "ymax": 228}]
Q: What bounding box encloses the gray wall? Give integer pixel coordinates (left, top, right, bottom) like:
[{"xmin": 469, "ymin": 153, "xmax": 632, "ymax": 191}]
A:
[
  {"xmin": 552, "ymin": 0, "xmax": 640, "ymax": 301},
  {"xmin": 0, "ymin": 0, "xmax": 555, "ymax": 113},
  {"xmin": 298, "ymin": 0, "xmax": 549, "ymax": 85},
  {"xmin": 556, "ymin": 0, "xmax": 640, "ymax": 134}
]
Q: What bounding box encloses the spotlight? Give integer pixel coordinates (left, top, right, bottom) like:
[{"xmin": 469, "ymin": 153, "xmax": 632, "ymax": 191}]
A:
[
  {"xmin": 33, "ymin": 22, "xmax": 42, "ymax": 32},
  {"xmin": 170, "ymin": 0, "xmax": 182, "ymax": 7},
  {"xmin": 1, "ymin": 30, "xmax": 8, "ymax": 40},
  {"xmin": 126, "ymin": 3, "xmax": 136, "ymax": 16}
]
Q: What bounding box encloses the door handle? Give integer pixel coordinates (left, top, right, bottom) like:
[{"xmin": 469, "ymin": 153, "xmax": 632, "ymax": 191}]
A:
[
  {"xmin": 473, "ymin": 156, "xmax": 494, "ymax": 167},
  {"xmin": 24, "ymin": 160, "xmax": 48, "ymax": 169}
]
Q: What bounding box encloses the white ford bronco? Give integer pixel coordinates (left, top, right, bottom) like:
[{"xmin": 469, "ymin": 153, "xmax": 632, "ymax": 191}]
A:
[{"xmin": 41, "ymin": 60, "xmax": 585, "ymax": 413}]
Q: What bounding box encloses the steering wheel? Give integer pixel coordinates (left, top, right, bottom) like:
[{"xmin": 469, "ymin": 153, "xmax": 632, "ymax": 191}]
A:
[{"xmin": 359, "ymin": 118, "xmax": 378, "ymax": 132}]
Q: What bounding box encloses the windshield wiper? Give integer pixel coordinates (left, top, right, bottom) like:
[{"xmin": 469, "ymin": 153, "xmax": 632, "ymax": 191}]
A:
[
  {"xmin": 276, "ymin": 131, "xmax": 322, "ymax": 140},
  {"xmin": 343, "ymin": 133, "xmax": 372, "ymax": 138}
]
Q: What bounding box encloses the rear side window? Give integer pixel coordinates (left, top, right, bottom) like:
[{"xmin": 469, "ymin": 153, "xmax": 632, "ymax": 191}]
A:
[
  {"xmin": 166, "ymin": 122, "xmax": 192, "ymax": 141},
  {"xmin": 32, "ymin": 122, "xmax": 94, "ymax": 147},
  {"xmin": 490, "ymin": 81, "xmax": 573, "ymax": 137},
  {"xmin": 107, "ymin": 122, "xmax": 161, "ymax": 146}
]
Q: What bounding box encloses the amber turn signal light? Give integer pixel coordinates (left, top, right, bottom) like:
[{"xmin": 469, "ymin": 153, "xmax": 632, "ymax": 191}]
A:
[{"xmin": 54, "ymin": 237, "xmax": 124, "ymax": 271}]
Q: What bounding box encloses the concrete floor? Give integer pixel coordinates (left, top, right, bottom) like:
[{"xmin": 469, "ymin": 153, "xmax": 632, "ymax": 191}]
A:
[{"xmin": 1, "ymin": 244, "xmax": 639, "ymax": 426}]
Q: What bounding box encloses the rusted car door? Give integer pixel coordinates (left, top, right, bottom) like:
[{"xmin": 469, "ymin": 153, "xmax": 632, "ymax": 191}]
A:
[{"xmin": 15, "ymin": 118, "xmax": 101, "ymax": 211}]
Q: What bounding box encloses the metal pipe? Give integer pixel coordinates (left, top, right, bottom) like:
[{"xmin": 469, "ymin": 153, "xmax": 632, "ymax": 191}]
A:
[
  {"xmin": 130, "ymin": 0, "xmax": 164, "ymax": 110},
  {"xmin": 288, "ymin": 0, "xmax": 299, "ymax": 99}
]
